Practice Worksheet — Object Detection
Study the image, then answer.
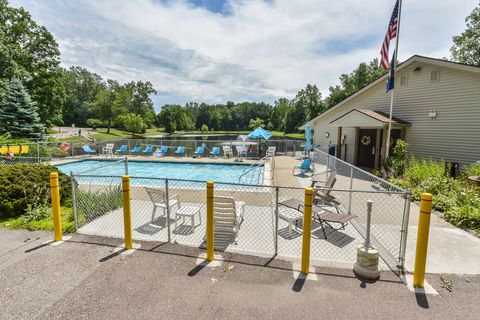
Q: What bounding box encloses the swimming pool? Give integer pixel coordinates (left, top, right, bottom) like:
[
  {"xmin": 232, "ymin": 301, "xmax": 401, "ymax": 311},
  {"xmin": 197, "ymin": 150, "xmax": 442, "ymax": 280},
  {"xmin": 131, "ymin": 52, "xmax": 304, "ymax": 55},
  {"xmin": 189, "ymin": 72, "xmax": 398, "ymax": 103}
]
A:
[{"xmin": 55, "ymin": 159, "xmax": 264, "ymax": 185}]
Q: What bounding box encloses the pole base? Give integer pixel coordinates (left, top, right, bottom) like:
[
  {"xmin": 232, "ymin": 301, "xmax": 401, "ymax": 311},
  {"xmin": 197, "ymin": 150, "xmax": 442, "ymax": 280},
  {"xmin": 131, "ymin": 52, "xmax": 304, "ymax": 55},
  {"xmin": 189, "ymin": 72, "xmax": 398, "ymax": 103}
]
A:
[
  {"xmin": 354, "ymin": 244, "xmax": 380, "ymax": 280},
  {"xmin": 353, "ymin": 262, "xmax": 380, "ymax": 280}
]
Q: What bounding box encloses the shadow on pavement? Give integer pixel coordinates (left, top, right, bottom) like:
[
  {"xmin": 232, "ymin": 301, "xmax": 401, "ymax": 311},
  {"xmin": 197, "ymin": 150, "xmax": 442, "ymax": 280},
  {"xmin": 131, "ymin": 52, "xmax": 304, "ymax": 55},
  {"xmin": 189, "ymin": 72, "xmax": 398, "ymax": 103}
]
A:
[
  {"xmin": 188, "ymin": 259, "xmax": 208, "ymax": 277},
  {"xmin": 415, "ymin": 291, "xmax": 430, "ymax": 309},
  {"xmin": 292, "ymin": 273, "xmax": 307, "ymax": 292}
]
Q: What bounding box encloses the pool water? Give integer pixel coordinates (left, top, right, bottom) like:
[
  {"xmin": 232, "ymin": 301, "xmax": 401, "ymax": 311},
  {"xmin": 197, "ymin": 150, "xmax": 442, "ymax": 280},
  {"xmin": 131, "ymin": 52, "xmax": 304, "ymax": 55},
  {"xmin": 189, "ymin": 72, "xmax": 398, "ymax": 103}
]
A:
[{"xmin": 56, "ymin": 160, "xmax": 264, "ymax": 185}]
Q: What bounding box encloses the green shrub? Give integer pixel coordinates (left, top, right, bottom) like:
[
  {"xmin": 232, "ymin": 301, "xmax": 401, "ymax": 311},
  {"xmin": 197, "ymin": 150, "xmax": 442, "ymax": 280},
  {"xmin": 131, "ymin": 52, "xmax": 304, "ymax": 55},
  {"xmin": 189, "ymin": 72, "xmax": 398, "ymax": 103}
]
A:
[
  {"xmin": 444, "ymin": 206, "xmax": 480, "ymax": 230},
  {"xmin": 77, "ymin": 185, "xmax": 122, "ymax": 225},
  {"xmin": 0, "ymin": 164, "xmax": 71, "ymax": 218}
]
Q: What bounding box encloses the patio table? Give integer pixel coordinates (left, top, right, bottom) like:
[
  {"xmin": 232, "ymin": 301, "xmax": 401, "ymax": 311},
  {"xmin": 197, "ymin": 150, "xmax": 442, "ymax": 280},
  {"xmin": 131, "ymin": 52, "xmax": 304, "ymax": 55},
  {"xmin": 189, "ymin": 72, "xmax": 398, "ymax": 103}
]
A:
[
  {"xmin": 278, "ymin": 207, "xmax": 304, "ymax": 235},
  {"xmin": 175, "ymin": 206, "xmax": 201, "ymax": 233}
]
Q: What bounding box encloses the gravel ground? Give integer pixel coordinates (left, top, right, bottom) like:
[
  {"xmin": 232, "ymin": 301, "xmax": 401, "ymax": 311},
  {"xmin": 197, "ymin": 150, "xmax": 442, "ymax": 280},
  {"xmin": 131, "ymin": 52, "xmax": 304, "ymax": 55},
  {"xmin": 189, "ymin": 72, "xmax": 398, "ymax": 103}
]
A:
[{"xmin": 1, "ymin": 229, "xmax": 479, "ymax": 320}]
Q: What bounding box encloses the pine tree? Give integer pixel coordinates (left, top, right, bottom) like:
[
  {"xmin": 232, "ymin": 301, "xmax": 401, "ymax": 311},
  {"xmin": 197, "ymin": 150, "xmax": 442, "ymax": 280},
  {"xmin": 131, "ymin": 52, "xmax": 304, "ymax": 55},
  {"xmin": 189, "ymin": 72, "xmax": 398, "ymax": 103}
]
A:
[{"xmin": 0, "ymin": 79, "xmax": 43, "ymax": 139}]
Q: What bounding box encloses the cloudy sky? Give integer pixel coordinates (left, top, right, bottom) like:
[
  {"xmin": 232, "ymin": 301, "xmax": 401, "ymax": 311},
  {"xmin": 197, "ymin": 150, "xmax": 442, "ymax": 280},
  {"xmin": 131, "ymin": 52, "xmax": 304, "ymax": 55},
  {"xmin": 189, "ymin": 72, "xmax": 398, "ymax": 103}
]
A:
[{"xmin": 11, "ymin": 0, "xmax": 477, "ymax": 111}]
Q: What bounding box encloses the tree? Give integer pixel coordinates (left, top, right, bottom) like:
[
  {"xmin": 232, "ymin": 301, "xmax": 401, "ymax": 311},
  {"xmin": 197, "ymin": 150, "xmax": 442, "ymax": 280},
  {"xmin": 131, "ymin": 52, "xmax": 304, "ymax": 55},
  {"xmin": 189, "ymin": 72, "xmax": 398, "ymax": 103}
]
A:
[
  {"xmin": 61, "ymin": 67, "xmax": 105, "ymax": 126},
  {"xmin": 0, "ymin": 79, "xmax": 43, "ymax": 139},
  {"xmin": 0, "ymin": 0, "xmax": 65, "ymax": 123},
  {"xmin": 122, "ymin": 113, "xmax": 145, "ymax": 138},
  {"xmin": 450, "ymin": 3, "xmax": 480, "ymax": 65},
  {"xmin": 201, "ymin": 124, "xmax": 209, "ymax": 133},
  {"xmin": 124, "ymin": 81, "xmax": 157, "ymax": 127},
  {"xmin": 325, "ymin": 59, "xmax": 386, "ymax": 108},
  {"xmin": 249, "ymin": 118, "xmax": 265, "ymax": 129},
  {"xmin": 92, "ymin": 80, "xmax": 124, "ymax": 133}
]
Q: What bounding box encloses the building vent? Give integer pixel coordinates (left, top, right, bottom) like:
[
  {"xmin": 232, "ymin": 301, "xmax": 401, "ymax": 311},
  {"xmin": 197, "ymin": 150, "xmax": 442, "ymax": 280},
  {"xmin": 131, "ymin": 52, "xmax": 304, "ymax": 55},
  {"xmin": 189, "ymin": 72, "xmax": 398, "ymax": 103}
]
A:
[
  {"xmin": 400, "ymin": 74, "xmax": 408, "ymax": 86},
  {"xmin": 430, "ymin": 69, "xmax": 440, "ymax": 82}
]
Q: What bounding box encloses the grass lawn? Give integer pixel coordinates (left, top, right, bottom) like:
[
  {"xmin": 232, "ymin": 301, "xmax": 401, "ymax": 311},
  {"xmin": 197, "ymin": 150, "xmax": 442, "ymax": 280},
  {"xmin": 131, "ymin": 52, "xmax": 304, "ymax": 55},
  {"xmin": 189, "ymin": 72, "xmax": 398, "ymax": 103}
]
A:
[
  {"xmin": 90, "ymin": 128, "xmax": 164, "ymax": 139},
  {"xmin": 62, "ymin": 135, "xmax": 89, "ymax": 142},
  {"xmin": 0, "ymin": 206, "xmax": 76, "ymax": 233},
  {"xmin": 91, "ymin": 128, "xmax": 305, "ymax": 140}
]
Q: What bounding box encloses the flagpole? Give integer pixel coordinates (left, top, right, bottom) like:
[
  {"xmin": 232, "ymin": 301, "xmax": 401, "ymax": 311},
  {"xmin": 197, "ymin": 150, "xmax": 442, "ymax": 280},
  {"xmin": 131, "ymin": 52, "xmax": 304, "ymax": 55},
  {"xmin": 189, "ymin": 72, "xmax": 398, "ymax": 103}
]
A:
[{"xmin": 385, "ymin": 0, "xmax": 403, "ymax": 159}]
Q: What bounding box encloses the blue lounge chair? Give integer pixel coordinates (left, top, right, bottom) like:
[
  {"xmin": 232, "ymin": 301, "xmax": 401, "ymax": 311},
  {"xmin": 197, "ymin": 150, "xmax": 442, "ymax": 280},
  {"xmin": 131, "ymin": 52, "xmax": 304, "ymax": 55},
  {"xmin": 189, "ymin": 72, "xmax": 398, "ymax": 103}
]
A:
[
  {"xmin": 293, "ymin": 159, "xmax": 313, "ymax": 175},
  {"xmin": 210, "ymin": 146, "xmax": 220, "ymax": 157},
  {"xmin": 174, "ymin": 146, "xmax": 185, "ymax": 156},
  {"xmin": 115, "ymin": 145, "xmax": 127, "ymax": 155},
  {"xmin": 130, "ymin": 145, "xmax": 142, "ymax": 153},
  {"xmin": 193, "ymin": 144, "xmax": 206, "ymax": 158},
  {"xmin": 154, "ymin": 146, "xmax": 169, "ymax": 157},
  {"xmin": 142, "ymin": 145, "xmax": 153, "ymax": 154},
  {"xmin": 81, "ymin": 145, "xmax": 97, "ymax": 155}
]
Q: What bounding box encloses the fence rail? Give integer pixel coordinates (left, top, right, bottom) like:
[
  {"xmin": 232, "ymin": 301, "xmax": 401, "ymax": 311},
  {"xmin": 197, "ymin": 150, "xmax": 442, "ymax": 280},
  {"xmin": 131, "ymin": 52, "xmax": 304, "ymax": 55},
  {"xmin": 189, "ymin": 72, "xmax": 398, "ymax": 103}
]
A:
[{"xmin": 72, "ymin": 158, "xmax": 410, "ymax": 269}]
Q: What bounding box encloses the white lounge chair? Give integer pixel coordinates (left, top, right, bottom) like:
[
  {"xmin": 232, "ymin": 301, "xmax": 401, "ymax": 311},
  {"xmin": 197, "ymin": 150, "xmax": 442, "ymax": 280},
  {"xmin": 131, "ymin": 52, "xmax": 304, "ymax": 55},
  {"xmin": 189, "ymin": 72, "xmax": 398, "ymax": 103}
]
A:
[
  {"xmin": 236, "ymin": 146, "xmax": 247, "ymax": 158},
  {"xmin": 102, "ymin": 143, "xmax": 114, "ymax": 157},
  {"xmin": 223, "ymin": 145, "xmax": 233, "ymax": 158},
  {"xmin": 213, "ymin": 196, "xmax": 245, "ymax": 244},
  {"xmin": 145, "ymin": 187, "xmax": 180, "ymax": 222}
]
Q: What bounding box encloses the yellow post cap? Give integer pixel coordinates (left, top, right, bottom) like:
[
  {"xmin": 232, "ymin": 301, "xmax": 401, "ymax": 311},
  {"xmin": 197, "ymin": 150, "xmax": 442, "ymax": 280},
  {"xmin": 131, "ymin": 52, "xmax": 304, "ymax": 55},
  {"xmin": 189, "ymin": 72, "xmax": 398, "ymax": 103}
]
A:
[
  {"xmin": 421, "ymin": 193, "xmax": 432, "ymax": 201},
  {"xmin": 305, "ymin": 187, "xmax": 314, "ymax": 195},
  {"xmin": 50, "ymin": 172, "xmax": 59, "ymax": 178}
]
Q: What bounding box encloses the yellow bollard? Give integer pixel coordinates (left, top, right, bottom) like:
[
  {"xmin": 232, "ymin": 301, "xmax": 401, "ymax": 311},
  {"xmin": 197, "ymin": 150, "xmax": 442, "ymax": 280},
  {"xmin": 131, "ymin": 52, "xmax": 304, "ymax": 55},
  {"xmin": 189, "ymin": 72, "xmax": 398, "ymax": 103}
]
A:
[
  {"xmin": 122, "ymin": 176, "xmax": 133, "ymax": 250},
  {"xmin": 413, "ymin": 193, "xmax": 433, "ymax": 287},
  {"xmin": 206, "ymin": 181, "xmax": 214, "ymax": 261},
  {"xmin": 50, "ymin": 172, "xmax": 62, "ymax": 241},
  {"xmin": 301, "ymin": 187, "xmax": 314, "ymax": 274}
]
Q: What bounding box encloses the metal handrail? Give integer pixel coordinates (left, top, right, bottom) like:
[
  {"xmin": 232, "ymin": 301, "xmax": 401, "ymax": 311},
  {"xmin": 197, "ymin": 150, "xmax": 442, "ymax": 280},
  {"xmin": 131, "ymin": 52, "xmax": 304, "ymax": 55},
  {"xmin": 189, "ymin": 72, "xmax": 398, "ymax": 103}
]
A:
[{"xmin": 238, "ymin": 155, "xmax": 269, "ymax": 183}]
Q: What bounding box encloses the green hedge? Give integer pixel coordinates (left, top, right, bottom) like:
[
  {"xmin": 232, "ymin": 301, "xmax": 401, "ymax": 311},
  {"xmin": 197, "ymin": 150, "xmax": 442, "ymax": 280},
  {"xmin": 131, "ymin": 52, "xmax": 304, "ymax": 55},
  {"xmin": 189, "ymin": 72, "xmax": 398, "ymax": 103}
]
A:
[{"xmin": 0, "ymin": 164, "xmax": 71, "ymax": 218}]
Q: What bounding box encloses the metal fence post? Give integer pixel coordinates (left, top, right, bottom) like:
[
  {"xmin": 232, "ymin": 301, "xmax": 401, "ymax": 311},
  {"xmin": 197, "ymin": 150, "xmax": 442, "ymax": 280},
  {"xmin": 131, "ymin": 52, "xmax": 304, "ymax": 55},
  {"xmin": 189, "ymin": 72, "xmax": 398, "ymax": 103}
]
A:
[
  {"xmin": 413, "ymin": 193, "xmax": 433, "ymax": 288},
  {"xmin": 398, "ymin": 188, "xmax": 412, "ymax": 268},
  {"xmin": 121, "ymin": 176, "xmax": 133, "ymax": 250},
  {"xmin": 127, "ymin": 140, "xmax": 131, "ymax": 156},
  {"xmin": 71, "ymin": 172, "xmax": 79, "ymax": 231},
  {"xmin": 165, "ymin": 179, "xmax": 171, "ymax": 242},
  {"xmin": 301, "ymin": 187, "xmax": 314, "ymax": 274},
  {"xmin": 285, "ymin": 139, "xmax": 287, "ymax": 155},
  {"xmin": 206, "ymin": 181, "xmax": 214, "ymax": 261},
  {"xmin": 274, "ymin": 187, "xmax": 279, "ymax": 255},
  {"xmin": 37, "ymin": 141, "xmax": 40, "ymax": 164},
  {"xmin": 124, "ymin": 156, "xmax": 128, "ymax": 175},
  {"xmin": 348, "ymin": 166, "xmax": 354, "ymax": 214},
  {"xmin": 50, "ymin": 172, "xmax": 63, "ymax": 241},
  {"xmin": 365, "ymin": 200, "xmax": 372, "ymax": 251},
  {"xmin": 293, "ymin": 140, "xmax": 296, "ymax": 157}
]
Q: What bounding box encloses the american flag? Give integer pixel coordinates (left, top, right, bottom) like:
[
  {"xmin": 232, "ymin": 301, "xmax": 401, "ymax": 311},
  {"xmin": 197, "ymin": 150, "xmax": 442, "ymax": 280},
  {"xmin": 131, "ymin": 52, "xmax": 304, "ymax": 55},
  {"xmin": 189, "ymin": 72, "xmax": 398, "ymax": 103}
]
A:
[{"xmin": 380, "ymin": 0, "xmax": 399, "ymax": 70}]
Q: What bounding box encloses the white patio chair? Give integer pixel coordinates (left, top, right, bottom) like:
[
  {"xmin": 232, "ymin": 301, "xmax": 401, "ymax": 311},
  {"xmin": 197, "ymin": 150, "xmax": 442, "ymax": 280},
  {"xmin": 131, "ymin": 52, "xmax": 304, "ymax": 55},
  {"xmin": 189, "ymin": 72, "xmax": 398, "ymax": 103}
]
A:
[
  {"xmin": 145, "ymin": 187, "xmax": 180, "ymax": 222},
  {"xmin": 223, "ymin": 145, "xmax": 233, "ymax": 158},
  {"xmin": 102, "ymin": 143, "xmax": 114, "ymax": 157},
  {"xmin": 235, "ymin": 145, "xmax": 247, "ymax": 158},
  {"xmin": 266, "ymin": 146, "xmax": 276, "ymax": 158},
  {"xmin": 213, "ymin": 196, "xmax": 245, "ymax": 244}
]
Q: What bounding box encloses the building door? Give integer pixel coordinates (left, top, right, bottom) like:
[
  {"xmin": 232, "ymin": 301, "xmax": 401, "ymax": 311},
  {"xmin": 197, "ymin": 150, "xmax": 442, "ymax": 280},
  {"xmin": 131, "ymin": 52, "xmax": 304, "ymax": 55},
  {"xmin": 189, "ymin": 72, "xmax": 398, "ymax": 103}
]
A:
[{"xmin": 357, "ymin": 129, "xmax": 377, "ymax": 168}]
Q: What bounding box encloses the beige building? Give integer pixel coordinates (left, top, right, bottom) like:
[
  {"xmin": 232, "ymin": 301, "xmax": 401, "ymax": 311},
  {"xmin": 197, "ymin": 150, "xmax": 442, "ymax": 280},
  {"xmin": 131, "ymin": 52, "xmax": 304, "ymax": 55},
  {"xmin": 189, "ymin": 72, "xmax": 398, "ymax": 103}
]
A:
[{"xmin": 306, "ymin": 55, "xmax": 480, "ymax": 169}]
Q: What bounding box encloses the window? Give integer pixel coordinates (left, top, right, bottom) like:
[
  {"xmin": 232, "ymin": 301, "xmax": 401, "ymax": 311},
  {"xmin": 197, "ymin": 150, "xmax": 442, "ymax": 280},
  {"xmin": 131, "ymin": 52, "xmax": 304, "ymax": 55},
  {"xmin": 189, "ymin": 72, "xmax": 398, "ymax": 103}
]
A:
[
  {"xmin": 400, "ymin": 74, "xmax": 408, "ymax": 86},
  {"xmin": 430, "ymin": 69, "xmax": 440, "ymax": 82}
]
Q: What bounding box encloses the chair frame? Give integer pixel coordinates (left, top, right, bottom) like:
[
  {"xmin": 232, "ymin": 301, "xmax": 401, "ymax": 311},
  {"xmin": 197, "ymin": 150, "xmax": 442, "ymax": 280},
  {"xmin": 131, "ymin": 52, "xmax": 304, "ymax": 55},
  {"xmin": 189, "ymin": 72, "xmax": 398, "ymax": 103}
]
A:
[
  {"xmin": 145, "ymin": 187, "xmax": 181, "ymax": 222},
  {"xmin": 222, "ymin": 145, "xmax": 233, "ymax": 158},
  {"xmin": 213, "ymin": 196, "xmax": 245, "ymax": 244}
]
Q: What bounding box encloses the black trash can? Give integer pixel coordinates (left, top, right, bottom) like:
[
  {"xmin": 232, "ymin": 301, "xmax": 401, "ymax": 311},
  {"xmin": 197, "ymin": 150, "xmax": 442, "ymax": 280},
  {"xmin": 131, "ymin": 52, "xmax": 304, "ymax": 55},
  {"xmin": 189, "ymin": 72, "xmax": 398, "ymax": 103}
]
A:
[
  {"xmin": 445, "ymin": 161, "xmax": 460, "ymax": 178},
  {"xmin": 328, "ymin": 144, "xmax": 336, "ymax": 156}
]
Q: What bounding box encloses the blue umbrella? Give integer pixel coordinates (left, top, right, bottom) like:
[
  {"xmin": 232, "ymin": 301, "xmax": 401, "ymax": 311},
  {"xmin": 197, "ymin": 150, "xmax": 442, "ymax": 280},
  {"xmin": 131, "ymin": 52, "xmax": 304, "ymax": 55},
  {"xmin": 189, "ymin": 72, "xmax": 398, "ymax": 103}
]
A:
[
  {"xmin": 304, "ymin": 122, "xmax": 312, "ymax": 151},
  {"xmin": 247, "ymin": 127, "xmax": 272, "ymax": 140}
]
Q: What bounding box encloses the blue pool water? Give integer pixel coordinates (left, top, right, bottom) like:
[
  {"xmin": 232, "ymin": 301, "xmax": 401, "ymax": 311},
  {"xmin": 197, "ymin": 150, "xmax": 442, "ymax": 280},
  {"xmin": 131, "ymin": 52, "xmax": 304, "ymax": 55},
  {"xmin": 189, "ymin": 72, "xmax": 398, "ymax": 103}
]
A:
[{"xmin": 55, "ymin": 160, "xmax": 264, "ymax": 185}]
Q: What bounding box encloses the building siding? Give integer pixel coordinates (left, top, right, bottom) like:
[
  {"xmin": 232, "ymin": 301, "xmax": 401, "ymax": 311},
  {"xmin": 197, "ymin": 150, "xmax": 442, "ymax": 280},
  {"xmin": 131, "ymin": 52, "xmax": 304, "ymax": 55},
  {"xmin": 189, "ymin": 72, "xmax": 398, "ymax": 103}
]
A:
[{"xmin": 311, "ymin": 60, "xmax": 480, "ymax": 165}]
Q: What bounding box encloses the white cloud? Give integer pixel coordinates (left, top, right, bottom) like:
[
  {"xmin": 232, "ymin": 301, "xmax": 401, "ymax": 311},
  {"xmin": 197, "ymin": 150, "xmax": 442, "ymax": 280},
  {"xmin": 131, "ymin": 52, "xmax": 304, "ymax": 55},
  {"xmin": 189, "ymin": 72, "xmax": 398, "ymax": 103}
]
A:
[{"xmin": 10, "ymin": 0, "xmax": 477, "ymax": 109}]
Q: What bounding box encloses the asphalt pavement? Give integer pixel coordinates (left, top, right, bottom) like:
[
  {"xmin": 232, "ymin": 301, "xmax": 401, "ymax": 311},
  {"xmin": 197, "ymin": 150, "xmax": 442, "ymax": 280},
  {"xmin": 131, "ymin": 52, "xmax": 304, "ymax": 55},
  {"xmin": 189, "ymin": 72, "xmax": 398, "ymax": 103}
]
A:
[{"xmin": 1, "ymin": 229, "xmax": 478, "ymax": 320}]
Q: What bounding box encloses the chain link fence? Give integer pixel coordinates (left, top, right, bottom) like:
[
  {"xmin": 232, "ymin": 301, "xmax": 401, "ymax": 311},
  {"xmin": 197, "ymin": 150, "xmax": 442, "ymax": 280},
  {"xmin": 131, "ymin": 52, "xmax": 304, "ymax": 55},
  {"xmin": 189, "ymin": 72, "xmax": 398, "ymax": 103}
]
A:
[{"xmin": 72, "ymin": 167, "xmax": 410, "ymax": 269}]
